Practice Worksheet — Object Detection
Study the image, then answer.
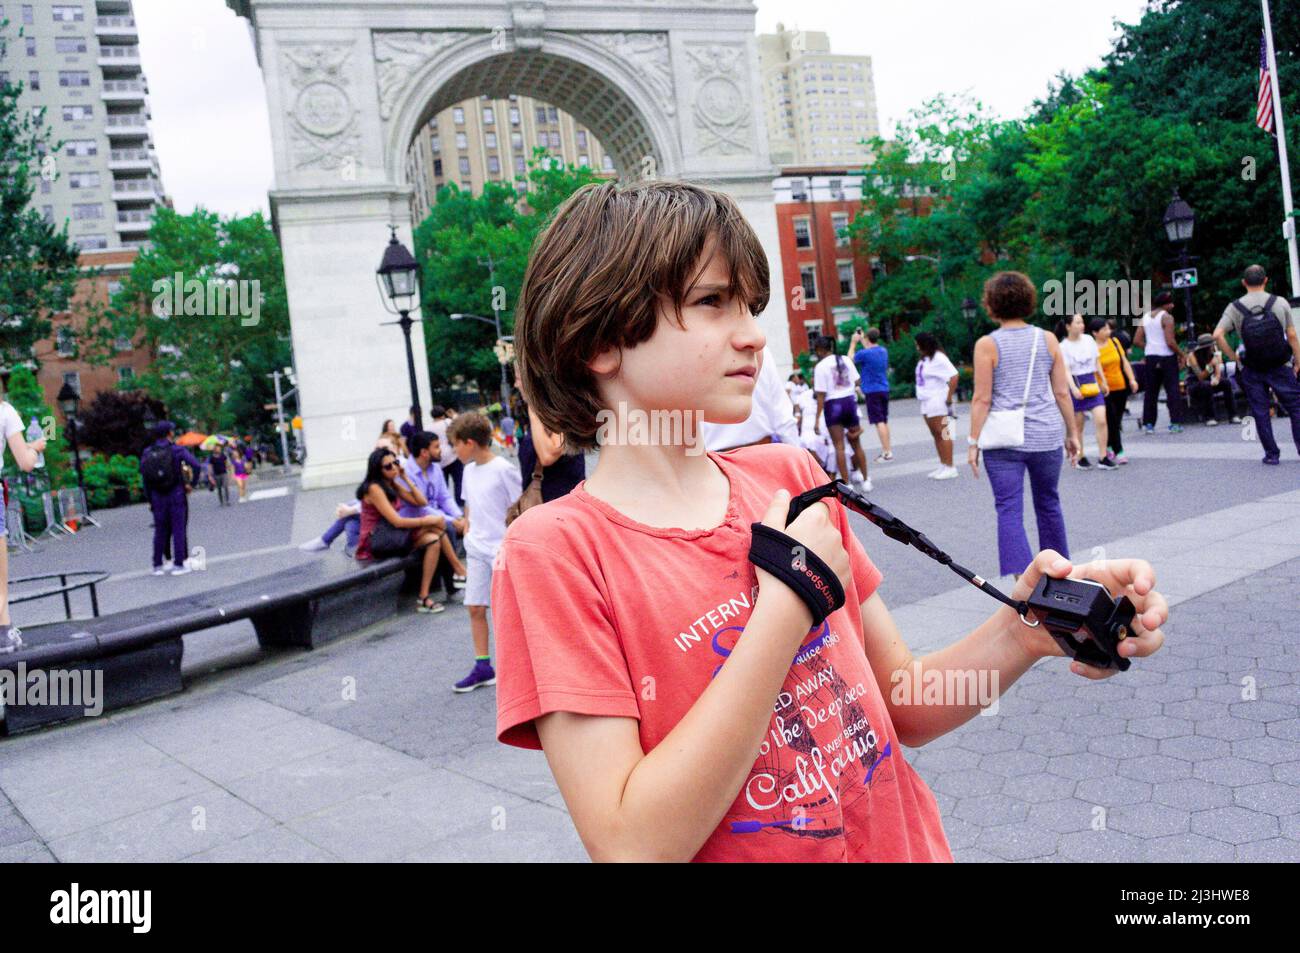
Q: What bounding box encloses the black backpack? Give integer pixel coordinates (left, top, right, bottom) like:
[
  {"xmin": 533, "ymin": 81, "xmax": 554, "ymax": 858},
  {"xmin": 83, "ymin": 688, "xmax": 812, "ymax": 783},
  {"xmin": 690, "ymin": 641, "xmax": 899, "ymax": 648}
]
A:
[
  {"xmin": 1232, "ymin": 295, "xmax": 1290, "ymax": 371},
  {"xmin": 141, "ymin": 443, "xmax": 177, "ymax": 493}
]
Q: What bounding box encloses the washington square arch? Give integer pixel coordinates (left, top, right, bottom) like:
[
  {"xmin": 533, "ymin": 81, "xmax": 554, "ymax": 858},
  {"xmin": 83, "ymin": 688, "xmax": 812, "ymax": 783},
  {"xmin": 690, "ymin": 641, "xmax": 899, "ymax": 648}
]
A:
[{"xmin": 228, "ymin": 0, "xmax": 792, "ymax": 488}]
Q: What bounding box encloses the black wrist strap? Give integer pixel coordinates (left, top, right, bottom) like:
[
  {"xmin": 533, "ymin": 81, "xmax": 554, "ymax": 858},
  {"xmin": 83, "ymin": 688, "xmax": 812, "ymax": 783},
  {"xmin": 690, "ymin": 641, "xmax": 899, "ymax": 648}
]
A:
[{"xmin": 748, "ymin": 523, "xmax": 846, "ymax": 626}]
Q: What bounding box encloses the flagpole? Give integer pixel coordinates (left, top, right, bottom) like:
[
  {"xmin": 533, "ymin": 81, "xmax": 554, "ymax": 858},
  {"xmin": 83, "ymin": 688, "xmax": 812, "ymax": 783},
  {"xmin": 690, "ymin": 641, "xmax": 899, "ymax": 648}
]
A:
[{"xmin": 1262, "ymin": 0, "xmax": 1300, "ymax": 298}]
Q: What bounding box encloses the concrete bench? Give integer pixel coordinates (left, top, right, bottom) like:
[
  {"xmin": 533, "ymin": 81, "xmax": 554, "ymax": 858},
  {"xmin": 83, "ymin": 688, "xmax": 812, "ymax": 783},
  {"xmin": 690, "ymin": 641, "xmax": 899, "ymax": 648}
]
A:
[{"xmin": 0, "ymin": 552, "xmax": 423, "ymax": 735}]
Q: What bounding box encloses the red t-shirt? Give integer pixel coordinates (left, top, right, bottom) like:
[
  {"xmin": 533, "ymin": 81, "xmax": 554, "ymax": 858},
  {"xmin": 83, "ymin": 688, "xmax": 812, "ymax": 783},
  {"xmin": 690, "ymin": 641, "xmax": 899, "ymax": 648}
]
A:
[{"xmin": 493, "ymin": 443, "xmax": 952, "ymax": 862}]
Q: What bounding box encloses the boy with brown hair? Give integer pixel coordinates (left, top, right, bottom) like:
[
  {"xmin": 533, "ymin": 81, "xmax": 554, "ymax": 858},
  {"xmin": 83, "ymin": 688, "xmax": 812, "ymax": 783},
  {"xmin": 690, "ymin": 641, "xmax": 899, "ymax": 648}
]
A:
[{"xmin": 493, "ymin": 180, "xmax": 1169, "ymax": 862}]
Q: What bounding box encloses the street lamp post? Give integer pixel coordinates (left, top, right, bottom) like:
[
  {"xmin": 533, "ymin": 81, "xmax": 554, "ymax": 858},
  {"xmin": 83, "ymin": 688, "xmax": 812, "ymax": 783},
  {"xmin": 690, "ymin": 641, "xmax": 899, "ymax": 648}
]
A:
[
  {"xmin": 1162, "ymin": 189, "xmax": 1197, "ymax": 350},
  {"xmin": 376, "ymin": 226, "xmax": 424, "ymax": 431},
  {"xmin": 56, "ymin": 381, "xmax": 88, "ymax": 515}
]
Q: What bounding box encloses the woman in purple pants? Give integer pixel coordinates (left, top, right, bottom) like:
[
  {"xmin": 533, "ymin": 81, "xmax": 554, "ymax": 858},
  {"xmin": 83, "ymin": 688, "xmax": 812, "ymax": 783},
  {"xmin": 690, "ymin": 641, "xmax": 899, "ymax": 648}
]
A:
[{"xmin": 967, "ymin": 272, "xmax": 1082, "ymax": 577}]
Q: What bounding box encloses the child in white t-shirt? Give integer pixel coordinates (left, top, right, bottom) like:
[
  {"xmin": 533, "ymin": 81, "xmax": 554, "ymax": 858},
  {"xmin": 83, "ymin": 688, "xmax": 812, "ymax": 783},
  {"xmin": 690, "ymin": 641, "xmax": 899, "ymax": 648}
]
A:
[
  {"xmin": 1, "ymin": 399, "xmax": 48, "ymax": 653},
  {"xmin": 448, "ymin": 411, "xmax": 522, "ymax": 693}
]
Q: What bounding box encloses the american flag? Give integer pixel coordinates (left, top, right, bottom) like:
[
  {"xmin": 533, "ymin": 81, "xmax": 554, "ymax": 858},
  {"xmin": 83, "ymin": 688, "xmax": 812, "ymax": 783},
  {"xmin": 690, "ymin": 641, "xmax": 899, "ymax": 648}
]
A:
[{"xmin": 1257, "ymin": 33, "xmax": 1276, "ymax": 135}]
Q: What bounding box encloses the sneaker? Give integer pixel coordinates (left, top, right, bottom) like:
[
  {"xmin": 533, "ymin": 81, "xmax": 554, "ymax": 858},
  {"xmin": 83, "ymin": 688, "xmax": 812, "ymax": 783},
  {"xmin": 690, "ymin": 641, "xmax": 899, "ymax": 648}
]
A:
[
  {"xmin": 0, "ymin": 626, "xmax": 23, "ymax": 655},
  {"xmin": 1097, "ymin": 454, "xmax": 1118, "ymax": 470},
  {"xmin": 1205, "ymin": 418, "xmax": 1219, "ymax": 427},
  {"xmin": 853, "ymin": 478, "xmax": 873, "ymax": 493},
  {"xmin": 170, "ymin": 564, "xmax": 192, "ymax": 576},
  {"xmin": 1142, "ymin": 424, "xmax": 1155, "ymax": 435},
  {"xmin": 1263, "ymin": 455, "xmax": 1280, "ymax": 466},
  {"xmin": 931, "ymin": 466, "xmax": 959, "ymax": 481},
  {"xmin": 874, "ymin": 452, "xmax": 894, "ymax": 463},
  {"xmin": 1168, "ymin": 424, "xmax": 1184, "ymax": 434},
  {"xmin": 1115, "ymin": 451, "xmax": 1129, "ymax": 466},
  {"xmin": 926, "ymin": 466, "xmax": 945, "ymax": 478},
  {"xmin": 1074, "ymin": 456, "xmax": 1092, "ymax": 470},
  {"xmin": 1231, "ymin": 416, "xmax": 1242, "ymax": 424},
  {"xmin": 453, "ymin": 660, "xmax": 497, "ymax": 693},
  {"xmin": 298, "ymin": 537, "xmax": 329, "ymax": 553},
  {"xmin": 152, "ymin": 567, "xmax": 167, "ymax": 576}
]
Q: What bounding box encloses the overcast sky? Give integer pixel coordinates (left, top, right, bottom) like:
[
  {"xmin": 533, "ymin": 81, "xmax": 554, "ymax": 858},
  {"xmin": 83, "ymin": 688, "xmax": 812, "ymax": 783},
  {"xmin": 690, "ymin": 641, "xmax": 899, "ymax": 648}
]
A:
[{"xmin": 138, "ymin": 0, "xmax": 1150, "ymax": 220}]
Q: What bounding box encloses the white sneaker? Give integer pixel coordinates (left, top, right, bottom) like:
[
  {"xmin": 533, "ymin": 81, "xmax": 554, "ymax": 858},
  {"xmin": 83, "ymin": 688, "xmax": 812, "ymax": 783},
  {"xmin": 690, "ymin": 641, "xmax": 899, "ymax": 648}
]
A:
[
  {"xmin": 299, "ymin": 537, "xmax": 329, "ymax": 552},
  {"xmin": 0, "ymin": 626, "xmax": 23, "ymax": 654},
  {"xmin": 874, "ymin": 452, "xmax": 893, "ymax": 463},
  {"xmin": 926, "ymin": 466, "xmax": 945, "ymax": 478},
  {"xmin": 152, "ymin": 567, "xmax": 167, "ymax": 576},
  {"xmin": 931, "ymin": 466, "xmax": 959, "ymax": 481},
  {"xmin": 170, "ymin": 564, "xmax": 192, "ymax": 576},
  {"xmin": 1205, "ymin": 418, "xmax": 1219, "ymax": 427},
  {"xmin": 859, "ymin": 478, "xmax": 873, "ymax": 493}
]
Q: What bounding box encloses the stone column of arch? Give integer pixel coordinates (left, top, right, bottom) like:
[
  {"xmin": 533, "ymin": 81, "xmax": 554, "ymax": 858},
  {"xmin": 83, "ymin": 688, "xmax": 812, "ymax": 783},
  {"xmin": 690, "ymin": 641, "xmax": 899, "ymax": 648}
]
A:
[{"xmin": 229, "ymin": 0, "xmax": 790, "ymax": 489}]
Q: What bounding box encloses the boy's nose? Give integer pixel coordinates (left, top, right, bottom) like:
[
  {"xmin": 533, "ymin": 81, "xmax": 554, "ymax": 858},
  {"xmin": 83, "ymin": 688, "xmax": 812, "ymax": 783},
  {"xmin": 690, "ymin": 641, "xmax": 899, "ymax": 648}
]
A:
[{"xmin": 734, "ymin": 314, "xmax": 766, "ymax": 352}]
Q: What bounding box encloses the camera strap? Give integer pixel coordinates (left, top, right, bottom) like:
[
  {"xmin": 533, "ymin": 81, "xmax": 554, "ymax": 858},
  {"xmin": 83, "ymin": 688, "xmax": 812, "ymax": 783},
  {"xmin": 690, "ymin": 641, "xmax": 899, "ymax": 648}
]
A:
[
  {"xmin": 784, "ymin": 480, "xmax": 1037, "ymax": 625},
  {"xmin": 747, "ymin": 523, "xmax": 846, "ymax": 626}
]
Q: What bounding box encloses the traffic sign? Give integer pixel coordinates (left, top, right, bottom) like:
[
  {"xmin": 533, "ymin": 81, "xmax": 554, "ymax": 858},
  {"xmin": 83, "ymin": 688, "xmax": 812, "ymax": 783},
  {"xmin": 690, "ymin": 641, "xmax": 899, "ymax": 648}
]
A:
[{"xmin": 1171, "ymin": 268, "xmax": 1198, "ymax": 289}]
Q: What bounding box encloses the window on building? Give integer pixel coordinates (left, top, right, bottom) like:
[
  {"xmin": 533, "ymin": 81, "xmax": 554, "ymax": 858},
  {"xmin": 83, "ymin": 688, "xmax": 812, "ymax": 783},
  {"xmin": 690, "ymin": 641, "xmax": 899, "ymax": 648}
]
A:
[
  {"xmin": 601, "ymin": 154, "xmax": 614, "ymax": 171},
  {"xmin": 485, "ymin": 131, "xmax": 497, "ymax": 148},
  {"xmin": 25, "ymin": 36, "xmax": 35, "ymax": 56},
  {"xmin": 55, "ymin": 37, "xmax": 87, "ymax": 53},
  {"xmin": 22, "ymin": 4, "xmax": 32, "ymax": 24},
  {"xmin": 458, "ymin": 156, "xmax": 470, "ymax": 176},
  {"xmin": 509, "ymin": 107, "xmax": 520, "ymax": 126},
  {"xmin": 75, "ymin": 234, "xmax": 106, "ymax": 250},
  {"xmin": 68, "ymin": 171, "xmax": 99, "ymax": 188},
  {"xmin": 799, "ymin": 265, "xmax": 818, "ymax": 301},
  {"xmin": 461, "ymin": 180, "xmax": 472, "ymax": 191},
  {"xmin": 63, "ymin": 104, "xmax": 93, "ymax": 121},
  {"xmin": 482, "ymin": 106, "xmax": 495, "ymax": 125},
  {"xmin": 432, "ymin": 158, "xmax": 443, "ymax": 177},
  {"xmin": 535, "ymin": 106, "xmax": 547, "ymax": 124},
  {"xmin": 40, "ymin": 177, "xmax": 51, "ymax": 194},
  {"xmin": 429, "ymin": 134, "xmax": 440, "ymax": 154},
  {"xmin": 65, "ymin": 138, "xmax": 97, "ymax": 156},
  {"xmin": 804, "ymin": 320, "xmax": 823, "ymax": 351},
  {"xmin": 114, "ymin": 334, "xmax": 132, "ymax": 352},
  {"xmin": 837, "ymin": 261, "xmax": 855, "ymax": 298},
  {"xmin": 452, "ymin": 106, "xmax": 464, "ymax": 124},
  {"xmin": 73, "ymin": 202, "xmax": 102, "ymax": 219},
  {"xmin": 52, "ymin": 4, "xmax": 83, "ymax": 21},
  {"xmin": 59, "ymin": 71, "xmax": 90, "ymax": 87},
  {"xmin": 455, "ymin": 131, "xmax": 467, "ymax": 150},
  {"xmin": 546, "ymin": 106, "xmax": 558, "ymax": 122},
  {"xmin": 576, "ymin": 130, "xmax": 587, "ymax": 149},
  {"xmin": 117, "ymin": 366, "xmax": 135, "ymax": 383},
  {"xmin": 790, "ymin": 179, "xmax": 808, "ymax": 201},
  {"xmin": 547, "ymin": 130, "xmax": 560, "ymax": 148},
  {"xmin": 41, "ymin": 205, "xmax": 53, "ymax": 223},
  {"xmin": 62, "ymin": 372, "xmax": 81, "ymax": 396},
  {"xmin": 514, "ymin": 155, "xmax": 525, "ymax": 175},
  {"xmin": 793, "ymin": 217, "xmax": 812, "ymax": 249},
  {"xmin": 510, "ymin": 131, "xmax": 522, "ymax": 150},
  {"xmin": 578, "ymin": 154, "xmax": 589, "ymax": 167},
  {"xmin": 28, "ymin": 71, "xmax": 39, "ymax": 90},
  {"xmin": 487, "ymin": 155, "xmax": 500, "ymax": 175},
  {"xmin": 832, "ymin": 212, "xmax": 849, "ymax": 247},
  {"xmin": 829, "ymin": 178, "xmax": 844, "ymax": 200},
  {"xmin": 56, "ymin": 327, "xmax": 76, "ymax": 357}
]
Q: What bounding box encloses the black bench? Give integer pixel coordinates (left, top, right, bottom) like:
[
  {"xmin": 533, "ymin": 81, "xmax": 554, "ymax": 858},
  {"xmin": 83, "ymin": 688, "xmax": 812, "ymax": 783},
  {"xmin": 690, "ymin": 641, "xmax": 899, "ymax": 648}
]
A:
[{"xmin": 1, "ymin": 552, "xmax": 423, "ymax": 735}]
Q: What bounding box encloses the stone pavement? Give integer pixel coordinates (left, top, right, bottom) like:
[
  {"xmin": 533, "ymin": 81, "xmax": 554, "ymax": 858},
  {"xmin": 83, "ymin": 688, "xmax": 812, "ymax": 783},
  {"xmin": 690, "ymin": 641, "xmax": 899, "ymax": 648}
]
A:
[{"xmin": 0, "ymin": 397, "xmax": 1297, "ymax": 861}]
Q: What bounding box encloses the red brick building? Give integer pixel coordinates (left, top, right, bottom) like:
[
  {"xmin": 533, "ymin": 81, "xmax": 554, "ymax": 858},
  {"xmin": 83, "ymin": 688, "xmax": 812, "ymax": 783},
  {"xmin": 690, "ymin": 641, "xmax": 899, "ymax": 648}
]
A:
[
  {"xmin": 32, "ymin": 248, "xmax": 153, "ymax": 424},
  {"xmin": 774, "ymin": 169, "xmax": 874, "ymax": 360}
]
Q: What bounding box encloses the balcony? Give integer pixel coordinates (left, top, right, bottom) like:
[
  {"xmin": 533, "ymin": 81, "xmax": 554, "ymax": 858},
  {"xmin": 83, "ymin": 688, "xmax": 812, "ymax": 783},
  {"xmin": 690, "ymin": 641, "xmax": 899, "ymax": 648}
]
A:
[
  {"xmin": 105, "ymin": 112, "xmax": 148, "ymax": 136},
  {"xmin": 107, "ymin": 147, "xmax": 153, "ymax": 171},
  {"xmin": 94, "ymin": 15, "xmax": 138, "ymax": 40},
  {"xmin": 112, "ymin": 177, "xmax": 161, "ymax": 202},
  {"xmin": 100, "ymin": 78, "xmax": 146, "ymax": 104},
  {"xmin": 115, "ymin": 209, "xmax": 154, "ymax": 232},
  {"xmin": 97, "ymin": 44, "xmax": 141, "ymax": 68}
]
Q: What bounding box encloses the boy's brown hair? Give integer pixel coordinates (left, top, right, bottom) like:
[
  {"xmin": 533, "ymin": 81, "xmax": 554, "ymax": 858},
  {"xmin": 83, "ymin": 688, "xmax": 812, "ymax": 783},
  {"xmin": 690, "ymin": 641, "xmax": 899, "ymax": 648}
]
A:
[
  {"xmin": 447, "ymin": 411, "xmax": 492, "ymax": 448},
  {"xmin": 982, "ymin": 271, "xmax": 1037, "ymax": 320},
  {"xmin": 515, "ymin": 180, "xmax": 770, "ymax": 451}
]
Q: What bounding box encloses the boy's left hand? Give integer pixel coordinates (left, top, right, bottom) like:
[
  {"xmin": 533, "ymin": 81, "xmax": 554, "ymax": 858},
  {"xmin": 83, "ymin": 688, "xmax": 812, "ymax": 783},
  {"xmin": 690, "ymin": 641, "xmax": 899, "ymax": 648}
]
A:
[{"xmin": 1006, "ymin": 550, "xmax": 1167, "ymax": 680}]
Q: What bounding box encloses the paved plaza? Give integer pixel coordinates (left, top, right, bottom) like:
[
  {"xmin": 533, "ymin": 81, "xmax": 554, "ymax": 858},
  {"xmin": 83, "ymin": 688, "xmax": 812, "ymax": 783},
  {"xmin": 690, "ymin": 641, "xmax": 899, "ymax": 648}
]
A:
[{"xmin": 1, "ymin": 398, "xmax": 1297, "ymax": 862}]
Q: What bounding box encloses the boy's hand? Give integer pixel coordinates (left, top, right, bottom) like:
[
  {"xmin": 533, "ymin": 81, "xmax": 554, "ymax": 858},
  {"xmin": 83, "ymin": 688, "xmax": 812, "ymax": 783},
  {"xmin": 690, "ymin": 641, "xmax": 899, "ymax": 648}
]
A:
[
  {"xmin": 1005, "ymin": 550, "xmax": 1168, "ymax": 679},
  {"xmin": 753, "ymin": 490, "xmax": 852, "ymax": 627}
]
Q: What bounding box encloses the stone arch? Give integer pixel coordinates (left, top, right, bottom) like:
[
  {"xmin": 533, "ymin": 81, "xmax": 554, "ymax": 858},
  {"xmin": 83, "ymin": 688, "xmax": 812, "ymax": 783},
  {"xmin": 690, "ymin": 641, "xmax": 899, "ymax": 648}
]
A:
[{"xmin": 382, "ymin": 31, "xmax": 683, "ymax": 185}]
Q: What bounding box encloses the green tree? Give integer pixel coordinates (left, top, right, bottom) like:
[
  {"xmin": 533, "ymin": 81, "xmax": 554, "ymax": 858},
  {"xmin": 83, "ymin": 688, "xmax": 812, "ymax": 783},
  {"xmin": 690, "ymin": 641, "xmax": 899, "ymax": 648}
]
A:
[
  {"xmin": 415, "ymin": 150, "xmax": 605, "ymax": 396},
  {"xmin": 84, "ymin": 208, "xmax": 291, "ymax": 435},
  {"xmin": 0, "ymin": 35, "xmax": 80, "ymax": 370}
]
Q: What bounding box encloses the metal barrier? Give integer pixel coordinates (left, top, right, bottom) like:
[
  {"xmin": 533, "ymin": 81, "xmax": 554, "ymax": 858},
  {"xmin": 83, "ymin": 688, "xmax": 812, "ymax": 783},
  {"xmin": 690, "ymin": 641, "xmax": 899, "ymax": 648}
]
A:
[
  {"xmin": 8, "ymin": 571, "xmax": 110, "ymax": 621},
  {"xmin": 4, "ymin": 499, "xmax": 37, "ymax": 553},
  {"xmin": 56, "ymin": 487, "xmax": 102, "ymax": 532}
]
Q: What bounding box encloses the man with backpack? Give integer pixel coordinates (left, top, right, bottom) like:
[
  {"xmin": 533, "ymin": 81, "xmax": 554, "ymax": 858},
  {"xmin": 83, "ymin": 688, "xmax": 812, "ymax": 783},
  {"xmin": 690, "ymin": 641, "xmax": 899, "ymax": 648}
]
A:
[
  {"xmin": 1213, "ymin": 265, "xmax": 1300, "ymax": 465},
  {"xmin": 139, "ymin": 421, "xmax": 202, "ymax": 575}
]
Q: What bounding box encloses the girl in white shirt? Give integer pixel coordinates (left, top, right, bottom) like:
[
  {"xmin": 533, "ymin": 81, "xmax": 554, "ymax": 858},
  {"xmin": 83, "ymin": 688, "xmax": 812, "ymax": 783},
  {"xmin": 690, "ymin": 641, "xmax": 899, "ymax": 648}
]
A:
[
  {"xmin": 1056, "ymin": 314, "xmax": 1111, "ymax": 469},
  {"xmin": 0, "ymin": 398, "xmax": 48, "ymax": 654},
  {"xmin": 913, "ymin": 332, "xmax": 960, "ymax": 480}
]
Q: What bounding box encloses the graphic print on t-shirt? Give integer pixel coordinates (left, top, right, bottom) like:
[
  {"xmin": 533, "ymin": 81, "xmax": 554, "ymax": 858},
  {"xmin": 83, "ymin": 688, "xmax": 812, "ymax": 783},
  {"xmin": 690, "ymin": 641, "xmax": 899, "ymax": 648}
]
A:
[{"xmin": 686, "ymin": 585, "xmax": 894, "ymax": 841}]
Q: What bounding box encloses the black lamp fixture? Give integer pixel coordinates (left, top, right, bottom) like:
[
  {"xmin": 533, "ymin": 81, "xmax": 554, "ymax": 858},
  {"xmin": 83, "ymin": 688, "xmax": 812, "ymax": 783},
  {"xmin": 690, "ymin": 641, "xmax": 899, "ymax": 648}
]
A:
[
  {"xmin": 56, "ymin": 380, "xmax": 88, "ymax": 512},
  {"xmin": 961, "ymin": 297, "xmax": 979, "ymax": 322},
  {"xmin": 375, "ymin": 225, "xmax": 424, "ymax": 431},
  {"xmin": 1162, "ymin": 189, "xmax": 1195, "ymax": 244}
]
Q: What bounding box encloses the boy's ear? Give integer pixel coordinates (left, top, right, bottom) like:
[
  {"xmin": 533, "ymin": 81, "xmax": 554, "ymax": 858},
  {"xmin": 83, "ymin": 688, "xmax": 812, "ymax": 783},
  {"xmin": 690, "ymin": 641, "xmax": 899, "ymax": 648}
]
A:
[{"xmin": 588, "ymin": 344, "xmax": 621, "ymax": 377}]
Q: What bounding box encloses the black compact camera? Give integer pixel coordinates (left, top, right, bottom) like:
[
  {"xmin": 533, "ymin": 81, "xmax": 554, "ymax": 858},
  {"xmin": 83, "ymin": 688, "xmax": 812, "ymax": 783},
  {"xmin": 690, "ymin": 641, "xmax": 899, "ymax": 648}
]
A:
[{"xmin": 786, "ymin": 479, "xmax": 1137, "ymax": 671}]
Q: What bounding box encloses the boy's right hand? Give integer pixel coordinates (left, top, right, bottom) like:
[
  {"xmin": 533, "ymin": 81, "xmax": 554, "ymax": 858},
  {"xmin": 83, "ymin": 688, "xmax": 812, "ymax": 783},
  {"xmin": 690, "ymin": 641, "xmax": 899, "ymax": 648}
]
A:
[{"xmin": 753, "ymin": 489, "xmax": 853, "ymax": 626}]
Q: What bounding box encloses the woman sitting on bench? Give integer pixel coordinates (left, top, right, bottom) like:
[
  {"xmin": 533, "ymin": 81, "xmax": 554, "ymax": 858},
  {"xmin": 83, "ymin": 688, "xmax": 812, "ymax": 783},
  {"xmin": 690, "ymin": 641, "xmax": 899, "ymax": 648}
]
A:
[{"xmin": 354, "ymin": 447, "xmax": 457, "ymax": 614}]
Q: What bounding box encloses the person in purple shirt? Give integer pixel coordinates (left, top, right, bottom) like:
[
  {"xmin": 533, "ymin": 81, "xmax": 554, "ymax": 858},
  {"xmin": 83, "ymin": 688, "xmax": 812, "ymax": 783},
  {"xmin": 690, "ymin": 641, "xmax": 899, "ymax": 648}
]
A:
[
  {"xmin": 139, "ymin": 421, "xmax": 202, "ymax": 575},
  {"xmin": 402, "ymin": 431, "xmax": 467, "ymax": 594}
]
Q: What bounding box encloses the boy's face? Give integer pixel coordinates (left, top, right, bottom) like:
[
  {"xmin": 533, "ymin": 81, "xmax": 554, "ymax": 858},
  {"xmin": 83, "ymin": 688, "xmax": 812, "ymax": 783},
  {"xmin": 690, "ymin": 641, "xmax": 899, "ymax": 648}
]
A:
[
  {"xmin": 589, "ymin": 243, "xmax": 766, "ymax": 426},
  {"xmin": 452, "ymin": 437, "xmax": 475, "ymax": 463}
]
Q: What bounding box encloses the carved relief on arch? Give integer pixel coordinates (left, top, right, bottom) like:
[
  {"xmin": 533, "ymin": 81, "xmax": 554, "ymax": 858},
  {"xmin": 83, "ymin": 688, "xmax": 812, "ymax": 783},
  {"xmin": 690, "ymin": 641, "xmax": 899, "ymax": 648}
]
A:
[
  {"xmin": 373, "ymin": 31, "xmax": 465, "ymax": 121},
  {"xmin": 282, "ymin": 42, "xmax": 361, "ymax": 171},
  {"xmin": 685, "ymin": 42, "xmax": 752, "ymax": 156},
  {"xmin": 579, "ymin": 32, "xmax": 675, "ymax": 117}
]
